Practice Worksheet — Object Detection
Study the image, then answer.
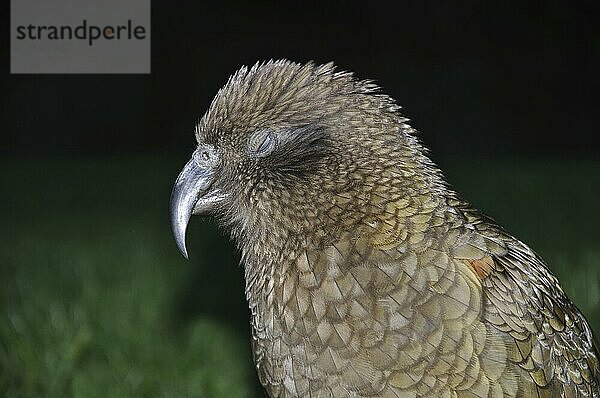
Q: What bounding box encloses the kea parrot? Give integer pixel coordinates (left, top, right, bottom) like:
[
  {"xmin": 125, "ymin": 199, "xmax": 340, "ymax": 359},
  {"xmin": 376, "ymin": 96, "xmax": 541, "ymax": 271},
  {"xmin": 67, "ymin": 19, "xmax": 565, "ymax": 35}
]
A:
[{"xmin": 169, "ymin": 60, "xmax": 600, "ymax": 397}]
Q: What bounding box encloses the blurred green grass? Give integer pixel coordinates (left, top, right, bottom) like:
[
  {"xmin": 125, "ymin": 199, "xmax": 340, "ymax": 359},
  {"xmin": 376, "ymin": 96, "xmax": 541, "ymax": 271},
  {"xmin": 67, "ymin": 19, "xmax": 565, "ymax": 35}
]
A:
[{"xmin": 0, "ymin": 155, "xmax": 599, "ymax": 397}]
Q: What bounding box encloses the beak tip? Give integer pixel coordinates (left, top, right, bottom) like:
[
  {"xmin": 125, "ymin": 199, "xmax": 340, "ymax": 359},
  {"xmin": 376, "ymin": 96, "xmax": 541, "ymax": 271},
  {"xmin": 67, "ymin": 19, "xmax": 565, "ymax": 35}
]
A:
[
  {"xmin": 180, "ymin": 245, "xmax": 190, "ymax": 260},
  {"xmin": 172, "ymin": 224, "xmax": 191, "ymax": 260}
]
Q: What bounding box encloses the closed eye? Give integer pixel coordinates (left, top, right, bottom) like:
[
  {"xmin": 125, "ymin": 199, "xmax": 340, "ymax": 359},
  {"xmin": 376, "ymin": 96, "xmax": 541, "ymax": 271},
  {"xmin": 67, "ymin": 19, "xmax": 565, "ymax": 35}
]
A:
[
  {"xmin": 257, "ymin": 133, "xmax": 275, "ymax": 155},
  {"xmin": 248, "ymin": 129, "xmax": 277, "ymax": 158},
  {"xmin": 248, "ymin": 124, "xmax": 330, "ymax": 176}
]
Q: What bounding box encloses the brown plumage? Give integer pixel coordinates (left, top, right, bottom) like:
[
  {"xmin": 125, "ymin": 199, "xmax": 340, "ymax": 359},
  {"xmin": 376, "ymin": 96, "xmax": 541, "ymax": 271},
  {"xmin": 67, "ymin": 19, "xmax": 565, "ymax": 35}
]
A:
[{"xmin": 169, "ymin": 60, "xmax": 600, "ymax": 397}]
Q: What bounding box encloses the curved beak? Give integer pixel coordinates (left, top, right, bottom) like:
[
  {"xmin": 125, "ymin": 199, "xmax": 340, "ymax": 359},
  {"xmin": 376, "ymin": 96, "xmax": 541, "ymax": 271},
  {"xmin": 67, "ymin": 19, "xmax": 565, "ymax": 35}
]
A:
[{"xmin": 169, "ymin": 157, "xmax": 225, "ymax": 259}]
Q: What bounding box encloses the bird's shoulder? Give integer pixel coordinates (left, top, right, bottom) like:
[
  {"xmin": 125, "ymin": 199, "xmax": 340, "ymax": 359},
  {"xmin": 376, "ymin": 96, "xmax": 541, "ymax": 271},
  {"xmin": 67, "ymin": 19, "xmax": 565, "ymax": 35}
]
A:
[
  {"xmin": 312, "ymin": 196, "xmax": 600, "ymax": 396},
  {"xmin": 257, "ymin": 195, "xmax": 600, "ymax": 397},
  {"xmin": 450, "ymin": 201, "xmax": 600, "ymax": 396}
]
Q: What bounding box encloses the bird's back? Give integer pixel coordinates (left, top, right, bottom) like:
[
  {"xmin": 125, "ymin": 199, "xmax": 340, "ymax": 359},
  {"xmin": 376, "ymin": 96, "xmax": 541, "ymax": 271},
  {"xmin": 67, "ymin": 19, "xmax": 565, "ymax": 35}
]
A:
[{"xmin": 249, "ymin": 194, "xmax": 600, "ymax": 397}]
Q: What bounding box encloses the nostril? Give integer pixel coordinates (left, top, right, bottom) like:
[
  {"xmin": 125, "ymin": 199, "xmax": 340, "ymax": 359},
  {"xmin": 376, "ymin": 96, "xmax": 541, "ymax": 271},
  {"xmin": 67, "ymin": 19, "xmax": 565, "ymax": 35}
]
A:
[{"xmin": 193, "ymin": 144, "xmax": 219, "ymax": 167}]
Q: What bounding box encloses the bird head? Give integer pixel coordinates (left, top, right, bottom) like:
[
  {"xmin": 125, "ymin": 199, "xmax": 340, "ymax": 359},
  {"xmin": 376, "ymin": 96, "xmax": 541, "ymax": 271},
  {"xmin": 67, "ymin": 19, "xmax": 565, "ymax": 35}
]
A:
[{"xmin": 170, "ymin": 60, "xmax": 440, "ymax": 259}]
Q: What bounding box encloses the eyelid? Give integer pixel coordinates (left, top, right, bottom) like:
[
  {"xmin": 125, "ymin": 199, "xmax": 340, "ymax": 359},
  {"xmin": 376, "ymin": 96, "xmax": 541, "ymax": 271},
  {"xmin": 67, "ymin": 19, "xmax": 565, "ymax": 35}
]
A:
[
  {"xmin": 257, "ymin": 134, "xmax": 273, "ymax": 153},
  {"xmin": 249, "ymin": 130, "xmax": 276, "ymax": 157}
]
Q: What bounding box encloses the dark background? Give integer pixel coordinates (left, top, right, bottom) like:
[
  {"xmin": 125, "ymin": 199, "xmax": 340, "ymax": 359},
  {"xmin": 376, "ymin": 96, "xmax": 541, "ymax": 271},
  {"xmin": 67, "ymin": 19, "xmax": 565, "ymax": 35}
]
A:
[
  {"xmin": 1, "ymin": 2, "xmax": 599, "ymax": 397},
  {"xmin": 2, "ymin": 1, "xmax": 599, "ymax": 157}
]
